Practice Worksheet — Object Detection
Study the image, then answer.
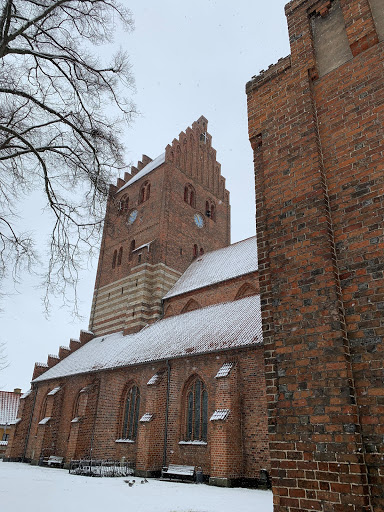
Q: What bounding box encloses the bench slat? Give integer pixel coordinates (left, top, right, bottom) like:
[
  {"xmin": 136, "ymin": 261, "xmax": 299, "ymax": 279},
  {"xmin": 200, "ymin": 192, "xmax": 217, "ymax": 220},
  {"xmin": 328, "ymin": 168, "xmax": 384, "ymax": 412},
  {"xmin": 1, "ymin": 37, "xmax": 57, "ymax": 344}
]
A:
[{"xmin": 162, "ymin": 464, "xmax": 195, "ymax": 479}]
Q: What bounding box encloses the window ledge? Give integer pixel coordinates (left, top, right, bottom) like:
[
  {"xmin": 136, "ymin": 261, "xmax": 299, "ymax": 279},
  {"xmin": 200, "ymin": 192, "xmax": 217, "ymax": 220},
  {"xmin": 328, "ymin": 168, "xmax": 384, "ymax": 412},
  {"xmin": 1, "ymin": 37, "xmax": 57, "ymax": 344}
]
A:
[
  {"xmin": 178, "ymin": 440, "xmax": 207, "ymax": 446},
  {"xmin": 115, "ymin": 439, "xmax": 135, "ymax": 444}
]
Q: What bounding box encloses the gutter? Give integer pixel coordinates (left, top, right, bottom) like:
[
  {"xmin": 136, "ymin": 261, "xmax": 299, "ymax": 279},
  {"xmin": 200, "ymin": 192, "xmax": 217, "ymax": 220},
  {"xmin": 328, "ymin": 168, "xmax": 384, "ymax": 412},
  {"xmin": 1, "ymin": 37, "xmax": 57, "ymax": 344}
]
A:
[{"xmin": 162, "ymin": 359, "xmax": 171, "ymax": 468}]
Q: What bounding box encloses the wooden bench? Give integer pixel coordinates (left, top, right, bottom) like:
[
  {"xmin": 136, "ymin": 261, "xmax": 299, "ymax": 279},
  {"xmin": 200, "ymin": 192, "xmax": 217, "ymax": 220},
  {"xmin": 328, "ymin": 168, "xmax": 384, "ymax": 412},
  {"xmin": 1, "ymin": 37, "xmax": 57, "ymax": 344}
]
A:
[
  {"xmin": 161, "ymin": 464, "xmax": 195, "ymax": 482},
  {"xmin": 40, "ymin": 455, "xmax": 64, "ymax": 468}
]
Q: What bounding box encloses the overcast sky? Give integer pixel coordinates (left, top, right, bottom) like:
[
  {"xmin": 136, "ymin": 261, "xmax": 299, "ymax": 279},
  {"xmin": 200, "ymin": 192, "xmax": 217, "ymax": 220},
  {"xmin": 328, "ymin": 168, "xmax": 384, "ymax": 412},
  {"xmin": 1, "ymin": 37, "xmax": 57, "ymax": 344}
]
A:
[{"xmin": 1, "ymin": 0, "xmax": 290, "ymax": 392}]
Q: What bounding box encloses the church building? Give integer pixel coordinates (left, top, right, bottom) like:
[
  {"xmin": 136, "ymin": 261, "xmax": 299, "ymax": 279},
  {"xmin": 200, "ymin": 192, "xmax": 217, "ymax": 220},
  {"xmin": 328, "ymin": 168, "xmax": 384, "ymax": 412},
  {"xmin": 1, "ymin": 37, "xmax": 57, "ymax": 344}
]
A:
[{"xmin": 5, "ymin": 117, "xmax": 269, "ymax": 487}]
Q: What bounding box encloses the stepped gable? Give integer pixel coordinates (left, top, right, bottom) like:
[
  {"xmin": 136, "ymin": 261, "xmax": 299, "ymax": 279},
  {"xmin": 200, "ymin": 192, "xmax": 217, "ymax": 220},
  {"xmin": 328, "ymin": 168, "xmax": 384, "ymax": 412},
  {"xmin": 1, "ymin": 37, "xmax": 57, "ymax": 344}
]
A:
[
  {"xmin": 32, "ymin": 329, "xmax": 94, "ymax": 381},
  {"xmin": 164, "ymin": 236, "xmax": 258, "ymax": 299},
  {"xmin": 32, "ymin": 295, "xmax": 263, "ymax": 383},
  {"xmin": 115, "ymin": 116, "xmax": 227, "ymax": 201}
]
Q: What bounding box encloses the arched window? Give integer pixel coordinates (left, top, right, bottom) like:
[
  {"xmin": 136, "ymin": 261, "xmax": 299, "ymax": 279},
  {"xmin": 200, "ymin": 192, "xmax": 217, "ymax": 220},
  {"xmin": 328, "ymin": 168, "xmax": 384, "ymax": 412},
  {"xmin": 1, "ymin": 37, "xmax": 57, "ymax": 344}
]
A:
[
  {"xmin": 117, "ymin": 247, "xmax": 123, "ymax": 266},
  {"xmin": 129, "ymin": 240, "xmax": 135, "ymax": 261},
  {"xmin": 181, "ymin": 299, "xmax": 200, "ymax": 314},
  {"xmin": 193, "ymin": 244, "xmax": 198, "ymax": 258},
  {"xmin": 112, "ymin": 250, "xmax": 117, "ymax": 269},
  {"xmin": 184, "ymin": 184, "xmax": 196, "ymax": 208},
  {"xmin": 205, "ymin": 200, "xmax": 216, "ymax": 221},
  {"xmin": 121, "ymin": 385, "xmax": 140, "ymax": 440},
  {"xmin": 234, "ymin": 282, "xmax": 257, "ymax": 300},
  {"xmin": 139, "ymin": 181, "xmax": 150, "ymax": 204},
  {"xmin": 40, "ymin": 394, "xmax": 48, "ymax": 421},
  {"xmin": 119, "ymin": 195, "xmax": 129, "ymax": 214},
  {"xmin": 210, "ymin": 203, "xmax": 216, "ymax": 221},
  {"xmin": 199, "ymin": 247, "xmax": 204, "ymax": 255},
  {"xmin": 185, "ymin": 377, "xmax": 208, "ymax": 441}
]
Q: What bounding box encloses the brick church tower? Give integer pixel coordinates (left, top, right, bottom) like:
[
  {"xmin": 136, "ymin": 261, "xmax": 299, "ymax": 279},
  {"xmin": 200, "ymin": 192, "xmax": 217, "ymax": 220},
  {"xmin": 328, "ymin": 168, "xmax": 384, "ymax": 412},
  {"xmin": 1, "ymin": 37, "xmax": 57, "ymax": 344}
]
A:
[
  {"xmin": 247, "ymin": 1, "xmax": 383, "ymax": 511},
  {"xmin": 89, "ymin": 116, "xmax": 230, "ymax": 336}
]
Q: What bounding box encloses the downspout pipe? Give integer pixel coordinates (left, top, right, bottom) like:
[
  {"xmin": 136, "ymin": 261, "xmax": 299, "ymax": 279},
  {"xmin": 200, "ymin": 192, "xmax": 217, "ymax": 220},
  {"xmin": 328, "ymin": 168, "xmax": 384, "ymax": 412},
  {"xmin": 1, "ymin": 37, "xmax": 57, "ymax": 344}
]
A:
[
  {"xmin": 89, "ymin": 379, "xmax": 101, "ymax": 463},
  {"xmin": 22, "ymin": 384, "xmax": 37, "ymax": 462},
  {"xmin": 162, "ymin": 359, "xmax": 171, "ymax": 469}
]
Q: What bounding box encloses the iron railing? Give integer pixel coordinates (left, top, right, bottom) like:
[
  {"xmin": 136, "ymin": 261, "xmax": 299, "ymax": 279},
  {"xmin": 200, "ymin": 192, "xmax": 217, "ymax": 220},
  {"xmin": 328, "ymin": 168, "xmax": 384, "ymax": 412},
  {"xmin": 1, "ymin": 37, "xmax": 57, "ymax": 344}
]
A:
[{"xmin": 69, "ymin": 459, "xmax": 135, "ymax": 477}]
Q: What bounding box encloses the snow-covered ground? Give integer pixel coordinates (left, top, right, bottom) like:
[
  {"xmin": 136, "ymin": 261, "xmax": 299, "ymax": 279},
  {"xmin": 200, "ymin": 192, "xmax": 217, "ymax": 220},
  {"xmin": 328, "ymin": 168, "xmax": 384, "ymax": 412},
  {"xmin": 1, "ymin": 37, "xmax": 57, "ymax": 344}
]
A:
[{"xmin": 0, "ymin": 461, "xmax": 272, "ymax": 512}]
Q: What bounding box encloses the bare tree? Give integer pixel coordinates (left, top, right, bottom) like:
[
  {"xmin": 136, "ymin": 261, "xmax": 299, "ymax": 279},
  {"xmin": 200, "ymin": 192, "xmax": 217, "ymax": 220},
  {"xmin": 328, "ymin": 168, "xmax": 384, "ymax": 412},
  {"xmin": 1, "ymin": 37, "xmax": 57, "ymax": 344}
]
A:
[
  {"xmin": 0, "ymin": 0, "xmax": 135, "ymax": 312},
  {"xmin": 0, "ymin": 341, "xmax": 8, "ymax": 372}
]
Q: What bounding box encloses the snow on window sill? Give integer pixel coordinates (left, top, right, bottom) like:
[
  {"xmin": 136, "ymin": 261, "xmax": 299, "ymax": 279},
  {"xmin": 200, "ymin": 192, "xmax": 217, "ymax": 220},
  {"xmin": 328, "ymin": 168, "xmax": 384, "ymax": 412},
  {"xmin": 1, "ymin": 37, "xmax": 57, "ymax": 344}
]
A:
[
  {"xmin": 115, "ymin": 439, "xmax": 135, "ymax": 443},
  {"xmin": 38, "ymin": 417, "xmax": 51, "ymax": 425},
  {"xmin": 178, "ymin": 440, "xmax": 207, "ymax": 446}
]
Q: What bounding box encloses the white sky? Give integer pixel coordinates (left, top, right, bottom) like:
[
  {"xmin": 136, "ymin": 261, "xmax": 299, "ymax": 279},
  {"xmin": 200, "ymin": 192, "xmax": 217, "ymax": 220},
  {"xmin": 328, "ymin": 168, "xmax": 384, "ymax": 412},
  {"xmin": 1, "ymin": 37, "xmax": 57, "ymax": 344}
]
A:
[{"xmin": 0, "ymin": 0, "xmax": 290, "ymax": 392}]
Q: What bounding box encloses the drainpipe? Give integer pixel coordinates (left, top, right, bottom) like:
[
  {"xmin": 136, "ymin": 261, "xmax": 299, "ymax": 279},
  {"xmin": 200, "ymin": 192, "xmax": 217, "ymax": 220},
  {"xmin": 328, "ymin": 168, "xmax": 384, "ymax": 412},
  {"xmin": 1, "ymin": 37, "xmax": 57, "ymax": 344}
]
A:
[
  {"xmin": 162, "ymin": 360, "xmax": 171, "ymax": 469},
  {"xmin": 22, "ymin": 384, "xmax": 38, "ymax": 462},
  {"xmin": 89, "ymin": 379, "xmax": 101, "ymax": 463}
]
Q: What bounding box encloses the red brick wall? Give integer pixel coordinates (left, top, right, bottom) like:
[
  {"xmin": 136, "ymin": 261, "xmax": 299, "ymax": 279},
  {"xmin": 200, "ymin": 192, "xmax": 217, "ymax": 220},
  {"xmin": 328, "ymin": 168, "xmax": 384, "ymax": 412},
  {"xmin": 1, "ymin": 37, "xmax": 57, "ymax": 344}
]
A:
[
  {"xmin": 7, "ymin": 346, "xmax": 269, "ymax": 484},
  {"xmin": 164, "ymin": 270, "xmax": 259, "ymax": 317},
  {"xmin": 247, "ymin": 0, "xmax": 383, "ymax": 510}
]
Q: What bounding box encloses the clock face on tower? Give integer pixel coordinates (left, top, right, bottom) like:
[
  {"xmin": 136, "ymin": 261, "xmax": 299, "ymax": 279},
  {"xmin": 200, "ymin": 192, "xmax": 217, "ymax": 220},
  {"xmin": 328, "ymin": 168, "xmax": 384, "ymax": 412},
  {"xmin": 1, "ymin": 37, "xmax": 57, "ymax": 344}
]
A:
[
  {"xmin": 128, "ymin": 209, "xmax": 138, "ymax": 225},
  {"xmin": 194, "ymin": 213, "xmax": 204, "ymax": 228}
]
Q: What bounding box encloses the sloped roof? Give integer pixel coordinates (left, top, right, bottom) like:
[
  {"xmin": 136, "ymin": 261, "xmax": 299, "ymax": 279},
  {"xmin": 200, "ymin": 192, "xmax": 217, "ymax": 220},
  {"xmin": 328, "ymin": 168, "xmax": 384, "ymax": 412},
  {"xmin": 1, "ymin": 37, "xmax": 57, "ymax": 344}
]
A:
[
  {"xmin": 118, "ymin": 153, "xmax": 166, "ymax": 192},
  {"xmin": 33, "ymin": 295, "xmax": 262, "ymax": 383},
  {"xmin": 164, "ymin": 236, "xmax": 258, "ymax": 299},
  {"xmin": 0, "ymin": 391, "xmax": 20, "ymax": 425}
]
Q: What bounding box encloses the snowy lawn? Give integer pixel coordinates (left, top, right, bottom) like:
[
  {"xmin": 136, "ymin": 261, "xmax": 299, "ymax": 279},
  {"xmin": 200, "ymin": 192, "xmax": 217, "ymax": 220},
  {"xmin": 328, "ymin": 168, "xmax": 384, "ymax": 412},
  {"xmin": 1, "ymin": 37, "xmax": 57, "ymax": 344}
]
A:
[{"xmin": 0, "ymin": 461, "xmax": 272, "ymax": 512}]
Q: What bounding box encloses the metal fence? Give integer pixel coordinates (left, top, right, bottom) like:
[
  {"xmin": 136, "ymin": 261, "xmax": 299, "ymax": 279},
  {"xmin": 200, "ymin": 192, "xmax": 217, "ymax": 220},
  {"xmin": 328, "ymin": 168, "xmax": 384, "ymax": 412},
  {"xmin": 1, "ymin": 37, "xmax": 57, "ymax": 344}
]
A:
[{"xmin": 69, "ymin": 459, "xmax": 135, "ymax": 477}]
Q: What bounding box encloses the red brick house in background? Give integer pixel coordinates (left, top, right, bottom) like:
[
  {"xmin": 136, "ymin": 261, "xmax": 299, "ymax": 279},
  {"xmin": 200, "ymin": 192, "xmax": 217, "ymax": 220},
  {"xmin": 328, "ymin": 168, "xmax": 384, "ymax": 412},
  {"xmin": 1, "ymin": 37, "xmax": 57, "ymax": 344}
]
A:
[
  {"xmin": 247, "ymin": 0, "xmax": 384, "ymax": 510},
  {"xmin": 0, "ymin": 389, "xmax": 21, "ymax": 458},
  {"xmin": 5, "ymin": 117, "xmax": 270, "ymax": 487}
]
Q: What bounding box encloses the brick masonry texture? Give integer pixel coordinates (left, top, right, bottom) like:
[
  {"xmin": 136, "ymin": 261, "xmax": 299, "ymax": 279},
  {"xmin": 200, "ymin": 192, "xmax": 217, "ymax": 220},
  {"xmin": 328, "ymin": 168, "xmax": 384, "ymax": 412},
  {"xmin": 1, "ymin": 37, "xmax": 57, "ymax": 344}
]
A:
[{"xmin": 247, "ymin": 0, "xmax": 383, "ymax": 510}]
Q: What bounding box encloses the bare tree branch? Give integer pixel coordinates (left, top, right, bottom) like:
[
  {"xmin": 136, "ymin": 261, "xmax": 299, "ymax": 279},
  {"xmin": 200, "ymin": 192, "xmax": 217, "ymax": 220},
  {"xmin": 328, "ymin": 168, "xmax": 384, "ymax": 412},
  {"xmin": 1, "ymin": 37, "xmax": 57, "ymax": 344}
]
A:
[{"xmin": 0, "ymin": 0, "xmax": 136, "ymax": 313}]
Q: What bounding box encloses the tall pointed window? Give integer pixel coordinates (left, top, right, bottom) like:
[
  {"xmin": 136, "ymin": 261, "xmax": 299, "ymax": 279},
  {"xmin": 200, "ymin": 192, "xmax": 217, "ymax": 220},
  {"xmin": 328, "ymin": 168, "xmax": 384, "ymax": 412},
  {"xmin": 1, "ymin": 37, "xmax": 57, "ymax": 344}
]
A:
[
  {"xmin": 119, "ymin": 195, "xmax": 129, "ymax": 214},
  {"xmin": 117, "ymin": 247, "xmax": 123, "ymax": 266},
  {"xmin": 184, "ymin": 184, "xmax": 196, "ymax": 208},
  {"xmin": 112, "ymin": 250, "xmax": 117, "ymax": 269},
  {"xmin": 205, "ymin": 200, "xmax": 216, "ymax": 221},
  {"xmin": 139, "ymin": 181, "xmax": 151, "ymax": 204},
  {"xmin": 185, "ymin": 377, "xmax": 208, "ymax": 441},
  {"xmin": 121, "ymin": 385, "xmax": 140, "ymax": 440}
]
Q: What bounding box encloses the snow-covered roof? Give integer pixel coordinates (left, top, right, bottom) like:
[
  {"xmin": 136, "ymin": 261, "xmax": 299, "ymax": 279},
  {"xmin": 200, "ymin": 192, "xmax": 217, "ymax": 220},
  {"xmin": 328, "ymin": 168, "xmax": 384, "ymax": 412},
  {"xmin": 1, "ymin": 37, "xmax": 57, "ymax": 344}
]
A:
[
  {"xmin": 0, "ymin": 391, "xmax": 21, "ymax": 425},
  {"xmin": 215, "ymin": 362, "xmax": 234, "ymax": 378},
  {"xmin": 164, "ymin": 236, "xmax": 258, "ymax": 299},
  {"xmin": 210, "ymin": 409, "xmax": 230, "ymax": 421},
  {"xmin": 33, "ymin": 295, "xmax": 262, "ymax": 383},
  {"xmin": 118, "ymin": 153, "xmax": 166, "ymax": 192}
]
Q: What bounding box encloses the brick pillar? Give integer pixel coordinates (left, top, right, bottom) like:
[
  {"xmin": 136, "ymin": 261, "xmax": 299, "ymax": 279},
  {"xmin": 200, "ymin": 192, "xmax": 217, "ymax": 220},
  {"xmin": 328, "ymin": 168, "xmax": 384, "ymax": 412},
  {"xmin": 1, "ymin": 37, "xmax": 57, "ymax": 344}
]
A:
[
  {"xmin": 209, "ymin": 366, "xmax": 242, "ymax": 487},
  {"xmin": 246, "ymin": 1, "xmax": 382, "ymax": 509}
]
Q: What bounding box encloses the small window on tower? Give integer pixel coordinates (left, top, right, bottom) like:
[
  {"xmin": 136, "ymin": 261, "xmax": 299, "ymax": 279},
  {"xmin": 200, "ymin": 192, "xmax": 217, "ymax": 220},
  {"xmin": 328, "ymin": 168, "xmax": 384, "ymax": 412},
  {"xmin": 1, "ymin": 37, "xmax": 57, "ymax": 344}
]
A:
[
  {"xmin": 139, "ymin": 181, "xmax": 151, "ymax": 204},
  {"xmin": 117, "ymin": 247, "xmax": 123, "ymax": 266},
  {"xmin": 112, "ymin": 250, "xmax": 117, "ymax": 269},
  {"xmin": 184, "ymin": 184, "xmax": 196, "ymax": 208},
  {"xmin": 211, "ymin": 203, "xmax": 216, "ymax": 222},
  {"xmin": 193, "ymin": 244, "xmax": 198, "ymax": 258},
  {"xmin": 129, "ymin": 240, "xmax": 135, "ymax": 261}
]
